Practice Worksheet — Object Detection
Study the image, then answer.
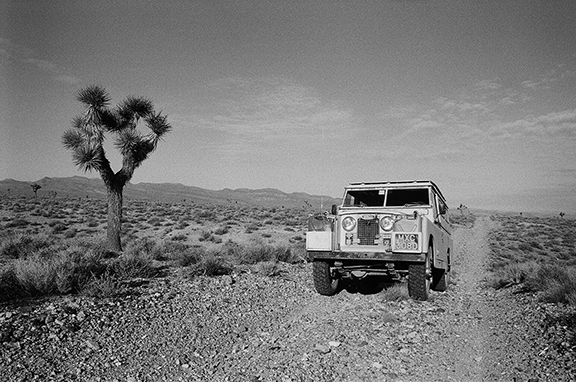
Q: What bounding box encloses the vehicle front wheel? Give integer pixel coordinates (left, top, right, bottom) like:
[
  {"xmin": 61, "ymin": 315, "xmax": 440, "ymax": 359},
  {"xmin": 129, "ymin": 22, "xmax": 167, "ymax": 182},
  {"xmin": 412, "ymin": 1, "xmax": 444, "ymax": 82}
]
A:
[
  {"xmin": 312, "ymin": 261, "xmax": 340, "ymax": 296},
  {"xmin": 432, "ymin": 254, "xmax": 450, "ymax": 292},
  {"xmin": 408, "ymin": 248, "xmax": 432, "ymax": 301}
]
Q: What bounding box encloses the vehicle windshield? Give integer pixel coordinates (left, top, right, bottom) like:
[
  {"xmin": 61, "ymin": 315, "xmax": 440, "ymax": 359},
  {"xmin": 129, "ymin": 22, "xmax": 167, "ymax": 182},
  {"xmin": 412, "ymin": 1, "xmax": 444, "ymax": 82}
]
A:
[{"xmin": 343, "ymin": 188, "xmax": 430, "ymax": 207}]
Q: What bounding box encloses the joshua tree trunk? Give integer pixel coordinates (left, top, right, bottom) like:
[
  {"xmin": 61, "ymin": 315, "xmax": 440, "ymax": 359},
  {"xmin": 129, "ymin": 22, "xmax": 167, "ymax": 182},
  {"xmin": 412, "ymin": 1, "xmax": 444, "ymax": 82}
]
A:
[{"xmin": 106, "ymin": 183, "xmax": 124, "ymax": 252}]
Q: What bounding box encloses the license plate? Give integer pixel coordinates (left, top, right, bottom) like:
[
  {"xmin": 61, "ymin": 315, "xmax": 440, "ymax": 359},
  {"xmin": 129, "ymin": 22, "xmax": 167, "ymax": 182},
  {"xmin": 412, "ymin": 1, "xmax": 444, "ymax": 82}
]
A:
[{"xmin": 393, "ymin": 233, "xmax": 421, "ymax": 252}]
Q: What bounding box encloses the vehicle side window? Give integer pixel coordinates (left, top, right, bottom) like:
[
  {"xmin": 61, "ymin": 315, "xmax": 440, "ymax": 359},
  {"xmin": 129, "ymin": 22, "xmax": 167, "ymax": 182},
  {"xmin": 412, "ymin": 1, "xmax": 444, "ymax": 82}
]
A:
[{"xmin": 437, "ymin": 196, "xmax": 447, "ymax": 215}]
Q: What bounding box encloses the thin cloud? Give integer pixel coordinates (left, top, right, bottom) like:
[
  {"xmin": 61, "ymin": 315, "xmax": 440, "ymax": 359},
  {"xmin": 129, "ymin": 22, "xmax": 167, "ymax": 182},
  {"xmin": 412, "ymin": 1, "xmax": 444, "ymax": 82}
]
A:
[
  {"xmin": 490, "ymin": 109, "xmax": 576, "ymax": 139},
  {"xmin": 0, "ymin": 37, "xmax": 81, "ymax": 85},
  {"xmin": 197, "ymin": 77, "xmax": 354, "ymax": 135},
  {"xmin": 520, "ymin": 62, "xmax": 576, "ymax": 90},
  {"xmin": 475, "ymin": 79, "xmax": 502, "ymax": 91}
]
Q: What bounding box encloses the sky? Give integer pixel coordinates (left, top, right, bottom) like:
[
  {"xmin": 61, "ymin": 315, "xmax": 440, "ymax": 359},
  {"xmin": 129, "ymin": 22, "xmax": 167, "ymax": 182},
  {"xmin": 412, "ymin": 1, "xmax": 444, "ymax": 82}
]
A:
[{"xmin": 1, "ymin": 0, "xmax": 576, "ymax": 213}]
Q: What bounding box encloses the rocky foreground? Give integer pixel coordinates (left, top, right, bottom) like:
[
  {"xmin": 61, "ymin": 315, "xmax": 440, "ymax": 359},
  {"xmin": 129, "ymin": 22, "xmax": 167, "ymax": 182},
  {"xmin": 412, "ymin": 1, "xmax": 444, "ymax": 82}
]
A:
[{"xmin": 1, "ymin": 217, "xmax": 575, "ymax": 382}]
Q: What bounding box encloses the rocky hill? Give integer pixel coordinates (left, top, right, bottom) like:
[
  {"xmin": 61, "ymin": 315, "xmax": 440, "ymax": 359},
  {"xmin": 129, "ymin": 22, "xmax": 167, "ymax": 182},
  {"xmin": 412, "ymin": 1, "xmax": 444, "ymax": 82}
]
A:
[{"xmin": 0, "ymin": 176, "xmax": 340, "ymax": 210}]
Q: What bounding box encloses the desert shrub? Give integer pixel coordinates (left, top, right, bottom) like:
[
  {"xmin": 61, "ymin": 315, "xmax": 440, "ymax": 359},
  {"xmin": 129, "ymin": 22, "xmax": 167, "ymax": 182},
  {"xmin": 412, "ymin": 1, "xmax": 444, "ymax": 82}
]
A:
[
  {"xmin": 256, "ymin": 261, "xmax": 284, "ymax": 277},
  {"xmin": 0, "ymin": 267, "xmax": 19, "ymax": 301},
  {"xmin": 517, "ymin": 242, "xmax": 533, "ymax": 252},
  {"xmin": 0, "ymin": 245, "xmax": 108, "ymax": 300},
  {"xmin": 64, "ymin": 228, "xmax": 78, "ymax": 238},
  {"xmin": 234, "ymin": 241, "xmax": 275, "ymax": 264},
  {"xmin": 171, "ymin": 233, "xmax": 188, "ymax": 241},
  {"xmin": 524, "ymin": 264, "xmax": 576, "ymax": 304},
  {"xmin": 55, "ymin": 247, "xmax": 109, "ymax": 293},
  {"xmin": 153, "ymin": 241, "xmax": 204, "ymax": 266},
  {"xmin": 198, "ymin": 230, "xmax": 213, "ymax": 242},
  {"xmin": 148, "ymin": 217, "xmax": 162, "ymax": 226},
  {"xmin": 213, "ymin": 225, "xmax": 229, "ymax": 235},
  {"xmin": 290, "ymin": 242, "xmax": 308, "ymax": 263},
  {"xmin": 125, "ymin": 237, "xmax": 160, "ymax": 258},
  {"xmin": 177, "ymin": 221, "xmax": 189, "ymax": 229},
  {"xmin": 196, "ymin": 210, "xmax": 215, "ymax": 220},
  {"xmin": 81, "ymin": 271, "xmax": 123, "ymax": 298},
  {"xmin": 381, "ymin": 283, "xmax": 410, "ymax": 302},
  {"xmin": 224, "ymin": 240, "xmax": 302, "ymax": 265},
  {"xmin": 274, "ymin": 245, "xmax": 302, "ymax": 264},
  {"xmin": 487, "ymin": 261, "xmax": 539, "ymax": 289},
  {"xmin": 5, "ymin": 218, "xmax": 30, "ymax": 228},
  {"xmin": 87, "ymin": 218, "xmax": 99, "ymax": 227},
  {"xmin": 111, "ymin": 250, "xmax": 157, "ymax": 279},
  {"xmin": 189, "ymin": 252, "xmax": 233, "ymax": 277},
  {"xmin": 449, "ymin": 210, "xmax": 476, "ymax": 227},
  {"xmin": 11, "ymin": 253, "xmax": 59, "ymax": 295},
  {"xmin": 51, "ymin": 223, "xmax": 67, "ymax": 234},
  {"xmin": 0, "ymin": 233, "xmax": 55, "ymax": 261}
]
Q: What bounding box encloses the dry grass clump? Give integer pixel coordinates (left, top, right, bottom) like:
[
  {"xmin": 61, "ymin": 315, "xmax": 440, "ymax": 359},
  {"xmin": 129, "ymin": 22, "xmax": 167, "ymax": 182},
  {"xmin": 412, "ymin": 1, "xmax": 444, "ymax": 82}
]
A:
[
  {"xmin": 381, "ymin": 283, "xmax": 410, "ymax": 302},
  {"xmin": 188, "ymin": 253, "xmax": 234, "ymax": 277},
  {"xmin": 0, "ymin": 234, "xmax": 161, "ymax": 301},
  {"xmin": 0, "ymin": 196, "xmax": 310, "ymax": 299},
  {"xmin": 488, "ymin": 215, "xmax": 576, "ymax": 305},
  {"xmin": 220, "ymin": 239, "xmax": 302, "ymax": 265}
]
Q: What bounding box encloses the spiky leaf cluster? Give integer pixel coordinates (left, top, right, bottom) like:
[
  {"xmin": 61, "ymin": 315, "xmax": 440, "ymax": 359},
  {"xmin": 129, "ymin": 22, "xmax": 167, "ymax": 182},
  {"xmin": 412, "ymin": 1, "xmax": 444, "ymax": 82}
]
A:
[{"xmin": 62, "ymin": 85, "xmax": 172, "ymax": 184}]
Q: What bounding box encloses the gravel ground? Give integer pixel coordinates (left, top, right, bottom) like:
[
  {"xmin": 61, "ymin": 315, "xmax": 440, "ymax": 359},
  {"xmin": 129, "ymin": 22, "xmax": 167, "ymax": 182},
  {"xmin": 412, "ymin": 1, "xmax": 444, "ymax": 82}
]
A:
[{"xmin": 1, "ymin": 215, "xmax": 575, "ymax": 382}]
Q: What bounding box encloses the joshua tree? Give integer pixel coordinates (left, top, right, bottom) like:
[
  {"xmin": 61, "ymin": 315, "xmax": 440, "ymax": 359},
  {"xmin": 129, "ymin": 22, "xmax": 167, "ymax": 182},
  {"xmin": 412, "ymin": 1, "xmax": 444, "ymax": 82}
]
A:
[
  {"xmin": 62, "ymin": 85, "xmax": 171, "ymax": 251},
  {"xmin": 30, "ymin": 183, "xmax": 41, "ymax": 198}
]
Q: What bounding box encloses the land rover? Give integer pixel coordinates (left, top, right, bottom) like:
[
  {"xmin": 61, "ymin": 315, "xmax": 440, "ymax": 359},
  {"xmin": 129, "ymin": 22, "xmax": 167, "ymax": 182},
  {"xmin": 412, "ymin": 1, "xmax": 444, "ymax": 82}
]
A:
[{"xmin": 306, "ymin": 180, "xmax": 453, "ymax": 301}]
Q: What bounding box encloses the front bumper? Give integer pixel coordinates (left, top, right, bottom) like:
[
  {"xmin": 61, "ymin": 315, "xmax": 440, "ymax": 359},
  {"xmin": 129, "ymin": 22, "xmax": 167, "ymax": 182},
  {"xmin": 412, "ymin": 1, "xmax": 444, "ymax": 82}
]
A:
[{"xmin": 310, "ymin": 250, "xmax": 426, "ymax": 263}]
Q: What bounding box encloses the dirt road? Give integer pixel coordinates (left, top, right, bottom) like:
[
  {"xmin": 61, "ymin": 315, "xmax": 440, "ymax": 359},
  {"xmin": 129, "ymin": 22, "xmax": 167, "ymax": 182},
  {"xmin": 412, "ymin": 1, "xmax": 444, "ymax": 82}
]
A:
[{"xmin": 1, "ymin": 215, "xmax": 573, "ymax": 381}]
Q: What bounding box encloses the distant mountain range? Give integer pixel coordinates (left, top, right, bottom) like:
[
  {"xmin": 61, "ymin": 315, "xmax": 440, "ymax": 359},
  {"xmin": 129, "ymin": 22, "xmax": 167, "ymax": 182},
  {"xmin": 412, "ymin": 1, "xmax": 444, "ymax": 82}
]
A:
[{"xmin": 0, "ymin": 176, "xmax": 341, "ymax": 210}]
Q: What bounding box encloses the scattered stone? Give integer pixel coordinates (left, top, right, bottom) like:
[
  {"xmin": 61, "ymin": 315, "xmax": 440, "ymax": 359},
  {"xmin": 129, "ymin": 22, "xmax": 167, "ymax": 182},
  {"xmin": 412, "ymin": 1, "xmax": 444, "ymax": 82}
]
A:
[
  {"xmin": 314, "ymin": 344, "xmax": 331, "ymax": 354},
  {"xmin": 76, "ymin": 311, "xmax": 86, "ymax": 322},
  {"xmin": 85, "ymin": 339, "xmax": 100, "ymax": 351}
]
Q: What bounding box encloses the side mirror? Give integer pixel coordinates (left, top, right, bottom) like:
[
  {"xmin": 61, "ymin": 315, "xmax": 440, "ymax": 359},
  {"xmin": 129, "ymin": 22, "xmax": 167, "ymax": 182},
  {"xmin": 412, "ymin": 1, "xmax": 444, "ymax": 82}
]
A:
[{"xmin": 331, "ymin": 204, "xmax": 338, "ymax": 215}]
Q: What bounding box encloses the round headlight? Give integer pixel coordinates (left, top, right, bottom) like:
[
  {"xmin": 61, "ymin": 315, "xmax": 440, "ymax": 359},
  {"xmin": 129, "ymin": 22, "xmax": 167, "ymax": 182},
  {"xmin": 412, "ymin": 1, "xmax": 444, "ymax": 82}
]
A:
[
  {"xmin": 342, "ymin": 216, "xmax": 356, "ymax": 231},
  {"xmin": 380, "ymin": 216, "xmax": 395, "ymax": 231}
]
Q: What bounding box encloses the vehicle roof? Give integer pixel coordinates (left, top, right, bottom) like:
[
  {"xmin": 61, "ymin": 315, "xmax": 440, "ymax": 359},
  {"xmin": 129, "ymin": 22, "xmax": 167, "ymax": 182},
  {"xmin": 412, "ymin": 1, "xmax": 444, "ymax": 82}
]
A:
[{"xmin": 345, "ymin": 180, "xmax": 448, "ymax": 203}]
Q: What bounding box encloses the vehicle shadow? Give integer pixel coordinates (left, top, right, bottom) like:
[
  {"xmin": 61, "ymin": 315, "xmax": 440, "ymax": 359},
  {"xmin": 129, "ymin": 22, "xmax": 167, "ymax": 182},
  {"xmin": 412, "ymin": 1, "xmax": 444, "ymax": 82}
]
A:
[{"xmin": 341, "ymin": 276, "xmax": 396, "ymax": 295}]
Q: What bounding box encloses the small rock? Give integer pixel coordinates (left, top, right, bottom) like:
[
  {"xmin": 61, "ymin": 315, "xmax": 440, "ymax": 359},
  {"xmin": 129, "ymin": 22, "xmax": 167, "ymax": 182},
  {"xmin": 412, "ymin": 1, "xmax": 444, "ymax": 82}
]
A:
[
  {"xmin": 85, "ymin": 339, "xmax": 100, "ymax": 351},
  {"xmin": 222, "ymin": 275, "xmax": 234, "ymax": 286},
  {"xmin": 328, "ymin": 341, "xmax": 341, "ymax": 347},
  {"xmin": 76, "ymin": 311, "xmax": 86, "ymax": 322},
  {"xmin": 372, "ymin": 362, "xmax": 383, "ymax": 369},
  {"xmin": 314, "ymin": 344, "xmax": 331, "ymax": 354}
]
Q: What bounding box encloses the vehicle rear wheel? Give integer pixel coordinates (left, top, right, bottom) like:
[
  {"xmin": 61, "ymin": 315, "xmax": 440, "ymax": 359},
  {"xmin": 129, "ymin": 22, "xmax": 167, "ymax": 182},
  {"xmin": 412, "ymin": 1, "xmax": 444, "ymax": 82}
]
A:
[
  {"xmin": 312, "ymin": 261, "xmax": 340, "ymax": 296},
  {"xmin": 432, "ymin": 254, "xmax": 450, "ymax": 292},
  {"xmin": 408, "ymin": 247, "xmax": 432, "ymax": 301}
]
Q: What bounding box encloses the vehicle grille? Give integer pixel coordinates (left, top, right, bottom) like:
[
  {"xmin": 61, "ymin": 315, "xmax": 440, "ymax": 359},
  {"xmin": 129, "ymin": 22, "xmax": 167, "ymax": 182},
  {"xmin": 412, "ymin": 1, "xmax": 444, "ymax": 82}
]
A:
[{"xmin": 358, "ymin": 218, "xmax": 379, "ymax": 245}]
